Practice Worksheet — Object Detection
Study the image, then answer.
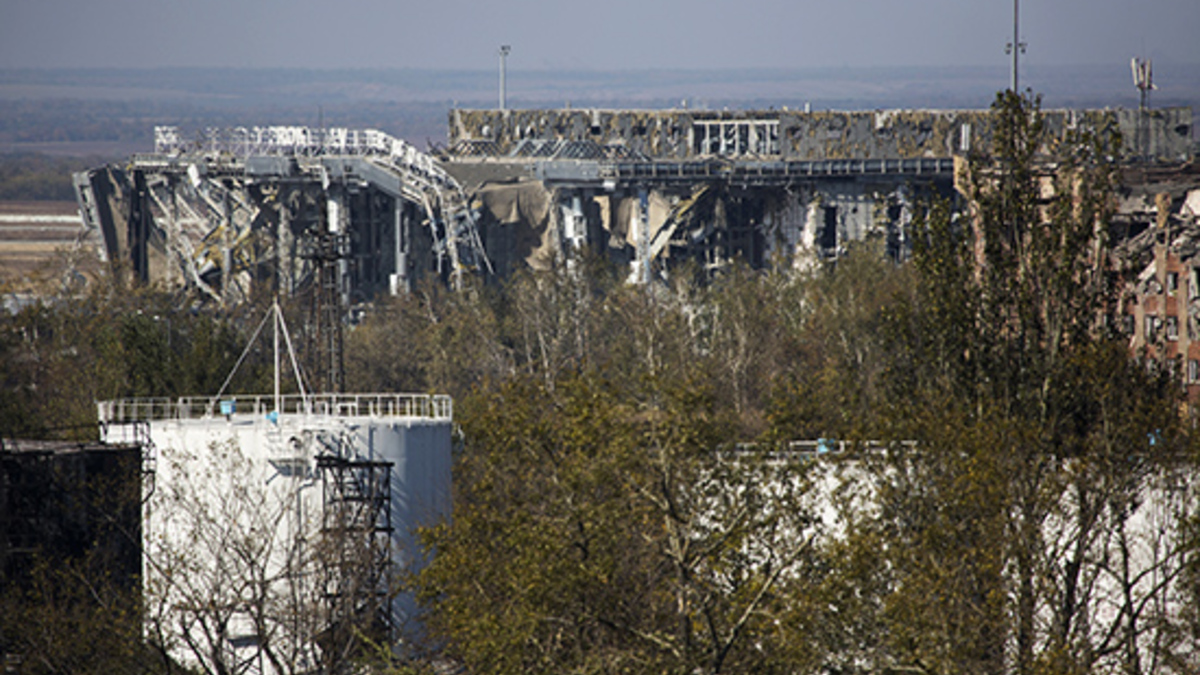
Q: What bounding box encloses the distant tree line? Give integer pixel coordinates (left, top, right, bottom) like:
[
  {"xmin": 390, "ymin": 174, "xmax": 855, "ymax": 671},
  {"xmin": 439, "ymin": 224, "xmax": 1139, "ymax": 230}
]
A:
[
  {"xmin": 0, "ymin": 96, "xmax": 456, "ymax": 202},
  {"xmin": 0, "ymin": 97, "xmax": 450, "ymax": 154},
  {"xmin": 0, "ymin": 153, "xmax": 101, "ymax": 201}
]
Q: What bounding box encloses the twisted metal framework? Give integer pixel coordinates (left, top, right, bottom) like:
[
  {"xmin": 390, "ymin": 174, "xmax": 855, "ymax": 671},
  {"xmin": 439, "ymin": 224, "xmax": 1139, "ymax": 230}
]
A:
[
  {"xmin": 84, "ymin": 125, "xmax": 492, "ymax": 303},
  {"xmin": 155, "ymin": 126, "xmax": 451, "ymax": 192}
]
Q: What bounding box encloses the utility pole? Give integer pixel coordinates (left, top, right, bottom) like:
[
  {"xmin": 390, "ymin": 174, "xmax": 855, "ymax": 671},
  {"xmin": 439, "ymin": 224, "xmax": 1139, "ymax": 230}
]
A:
[
  {"xmin": 1133, "ymin": 57, "xmax": 1155, "ymax": 162},
  {"xmin": 1006, "ymin": 0, "xmax": 1026, "ymax": 92},
  {"xmin": 499, "ymin": 45, "xmax": 511, "ymax": 111}
]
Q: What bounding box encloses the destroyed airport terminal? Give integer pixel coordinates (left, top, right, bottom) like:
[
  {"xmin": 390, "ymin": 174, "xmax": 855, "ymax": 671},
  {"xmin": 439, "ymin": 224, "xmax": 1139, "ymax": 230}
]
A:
[
  {"xmin": 13, "ymin": 104, "xmax": 1195, "ymax": 671},
  {"xmin": 73, "ymin": 105, "xmax": 1195, "ymax": 305}
]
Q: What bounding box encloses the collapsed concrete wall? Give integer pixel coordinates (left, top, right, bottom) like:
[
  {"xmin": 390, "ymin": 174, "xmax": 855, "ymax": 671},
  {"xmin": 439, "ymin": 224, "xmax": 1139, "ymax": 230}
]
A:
[
  {"xmin": 77, "ymin": 165, "xmax": 428, "ymax": 304},
  {"xmin": 473, "ymin": 180, "xmax": 557, "ymax": 271},
  {"xmin": 463, "ymin": 177, "xmax": 938, "ymax": 281},
  {"xmin": 74, "ymin": 127, "xmax": 491, "ymax": 307}
]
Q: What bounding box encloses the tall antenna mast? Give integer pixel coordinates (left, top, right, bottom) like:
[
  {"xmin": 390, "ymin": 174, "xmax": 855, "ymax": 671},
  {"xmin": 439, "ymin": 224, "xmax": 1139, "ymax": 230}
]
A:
[
  {"xmin": 1132, "ymin": 56, "xmax": 1155, "ymax": 111},
  {"xmin": 211, "ymin": 298, "xmax": 308, "ymax": 414},
  {"xmin": 1006, "ymin": 0, "xmax": 1027, "ymax": 92},
  {"xmin": 1132, "ymin": 56, "xmax": 1156, "ymax": 162}
]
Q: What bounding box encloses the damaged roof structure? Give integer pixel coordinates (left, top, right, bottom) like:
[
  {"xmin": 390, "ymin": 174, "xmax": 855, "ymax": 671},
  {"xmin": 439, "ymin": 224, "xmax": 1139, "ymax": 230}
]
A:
[
  {"xmin": 442, "ymin": 106, "xmax": 1193, "ymax": 282},
  {"xmin": 447, "ymin": 106, "xmax": 1193, "ymax": 162},
  {"xmin": 74, "ymin": 127, "xmax": 490, "ymax": 306},
  {"xmin": 73, "ymin": 105, "xmax": 1194, "ymax": 301}
]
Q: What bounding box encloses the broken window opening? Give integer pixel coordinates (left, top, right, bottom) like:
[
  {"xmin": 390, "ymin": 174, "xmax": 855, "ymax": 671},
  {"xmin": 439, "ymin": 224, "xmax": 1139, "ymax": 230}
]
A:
[
  {"xmin": 821, "ymin": 206, "xmax": 838, "ymax": 253},
  {"xmin": 759, "ymin": 124, "xmax": 780, "ymax": 155},
  {"xmin": 723, "ymin": 125, "xmax": 736, "ymax": 155},
  {"xmin": 693, "ymin": 125, "xmax": 714, "ymax": 156},
  {"xmin": 694, "ymin": 121, "xmax": 780, "ymax": 157}
]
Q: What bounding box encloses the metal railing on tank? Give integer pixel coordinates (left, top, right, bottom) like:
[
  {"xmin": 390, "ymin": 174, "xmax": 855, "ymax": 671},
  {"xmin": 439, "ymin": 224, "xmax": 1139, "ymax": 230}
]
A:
[{"xmin": 96, "ymin": 393, "xmax": 453, "ymax": 424}]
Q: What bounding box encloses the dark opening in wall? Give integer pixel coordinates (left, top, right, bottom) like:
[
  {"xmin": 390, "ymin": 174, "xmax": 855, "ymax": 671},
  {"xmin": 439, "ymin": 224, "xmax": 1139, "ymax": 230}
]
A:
[
  {"xmin": 821, "ymin": 206, "xmax": 838, "ymax": 251},
  {"xmin": 886, "ymin": 202, "xmax": 904, "ymax": 261}
]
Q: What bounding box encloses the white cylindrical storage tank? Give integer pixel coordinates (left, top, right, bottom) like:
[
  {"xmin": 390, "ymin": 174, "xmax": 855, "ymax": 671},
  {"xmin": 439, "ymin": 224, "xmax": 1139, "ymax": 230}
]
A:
[{"xmin": 99, "ymin": 393, "xmax": 452, "ymax": 675}]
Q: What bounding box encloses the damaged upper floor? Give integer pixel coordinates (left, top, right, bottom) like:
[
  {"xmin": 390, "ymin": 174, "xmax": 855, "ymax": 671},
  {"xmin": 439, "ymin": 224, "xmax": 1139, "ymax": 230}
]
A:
[{"xmin": 446, "ymin": 106, "xmax": 1194, "ymax": 163}]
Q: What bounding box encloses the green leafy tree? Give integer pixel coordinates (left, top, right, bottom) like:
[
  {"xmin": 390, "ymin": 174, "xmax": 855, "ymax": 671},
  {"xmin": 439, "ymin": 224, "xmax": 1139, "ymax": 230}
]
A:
[
  {"xmin": 0, "ymin": 275, "xmax": 265, "ymax": 438},
  {"xmin": 417, "ymin": 371, "xmax": 823, "ymax": 675},
  {"xmin": 765, "ymin": 241, "xmax": 912, "ymax": 441},
  {"xmin": 847, "ymin": 91, "xmax": 1195, "ymax": 675}
]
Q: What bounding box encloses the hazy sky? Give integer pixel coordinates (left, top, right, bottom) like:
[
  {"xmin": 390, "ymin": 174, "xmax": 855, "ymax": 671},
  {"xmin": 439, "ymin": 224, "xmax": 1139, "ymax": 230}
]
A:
[{"xmin": 2, "ymin": 0, "xmax": 1198, "ymax": 71}]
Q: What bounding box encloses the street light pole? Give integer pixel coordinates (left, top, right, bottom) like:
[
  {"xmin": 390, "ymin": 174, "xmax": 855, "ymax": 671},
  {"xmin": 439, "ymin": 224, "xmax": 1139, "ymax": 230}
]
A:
[
  {"xmin": 1007, "ymin": 0, "xmax": 1026, "ymax": 92},
  {"xmin": 499, "ymin": 45, "xmax": 511, "ymax": 111}
]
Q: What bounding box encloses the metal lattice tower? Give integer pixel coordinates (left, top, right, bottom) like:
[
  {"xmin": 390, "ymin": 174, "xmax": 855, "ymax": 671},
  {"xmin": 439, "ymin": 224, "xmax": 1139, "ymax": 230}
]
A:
[
  {"xmin": 317, "ymin": 452, "xmax": 394, "ymax": 671},
  {"xmin": 305, "ymin": 229, "xmax": 346, "ymax": 394}
]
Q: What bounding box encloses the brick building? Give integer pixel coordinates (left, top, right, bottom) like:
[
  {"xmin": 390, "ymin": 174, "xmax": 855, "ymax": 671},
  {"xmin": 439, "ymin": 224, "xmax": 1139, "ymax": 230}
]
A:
[{"xmin": 1117, "ymin": 174, "xmax": 1200, "ymax": 402}]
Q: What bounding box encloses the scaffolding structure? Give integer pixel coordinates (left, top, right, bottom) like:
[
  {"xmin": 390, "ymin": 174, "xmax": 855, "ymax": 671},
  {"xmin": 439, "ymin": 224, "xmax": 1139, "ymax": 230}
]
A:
[{"xmin": 317, "ymin": 452, "xmax": 394, "ymax": 670}]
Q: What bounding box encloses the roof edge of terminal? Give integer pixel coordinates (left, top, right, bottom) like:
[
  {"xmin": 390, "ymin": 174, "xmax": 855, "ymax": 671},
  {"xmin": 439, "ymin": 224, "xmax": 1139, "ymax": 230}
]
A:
[{"xmin": 450, "ymin": 105, "xmax": 1194, "ymax": 115}]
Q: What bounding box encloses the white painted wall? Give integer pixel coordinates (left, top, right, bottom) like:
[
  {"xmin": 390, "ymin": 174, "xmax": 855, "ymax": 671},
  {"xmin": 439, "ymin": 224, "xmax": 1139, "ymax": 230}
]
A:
[{"xmin": 101, "ymin": 403, "xmax": 451, "ymax": 674}]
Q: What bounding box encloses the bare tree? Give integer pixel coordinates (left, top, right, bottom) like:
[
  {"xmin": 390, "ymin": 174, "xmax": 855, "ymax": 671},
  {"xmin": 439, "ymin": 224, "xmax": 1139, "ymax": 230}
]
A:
[{"xmin": 145, "ymin": 439, "xmax": 325, "ymax": 674}]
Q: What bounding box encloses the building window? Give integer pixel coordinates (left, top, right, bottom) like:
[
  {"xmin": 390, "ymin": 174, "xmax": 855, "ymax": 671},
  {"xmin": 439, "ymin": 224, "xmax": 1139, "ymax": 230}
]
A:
[
  {"xmin": 1190, "ymin": 359, "xmax": 1199, "ymax": 384},
  {"xmin": 1167, "ymin": 271, "xmax": 1179, "ymax": 296},
  {"xmin": 1146, "ymin": 315, "xmax": 1159, "ymax": 342},
  {"xmin": 1167, "ymin": 315, "xmax": 1179, "ymax": 340}
]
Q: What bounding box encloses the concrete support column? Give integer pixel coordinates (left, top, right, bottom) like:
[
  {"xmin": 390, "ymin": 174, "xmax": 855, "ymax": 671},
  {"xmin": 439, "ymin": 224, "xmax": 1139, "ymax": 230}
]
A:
[{"xmin": 391, "ymin": 201, "xmax": 408, "ymax": 295}]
